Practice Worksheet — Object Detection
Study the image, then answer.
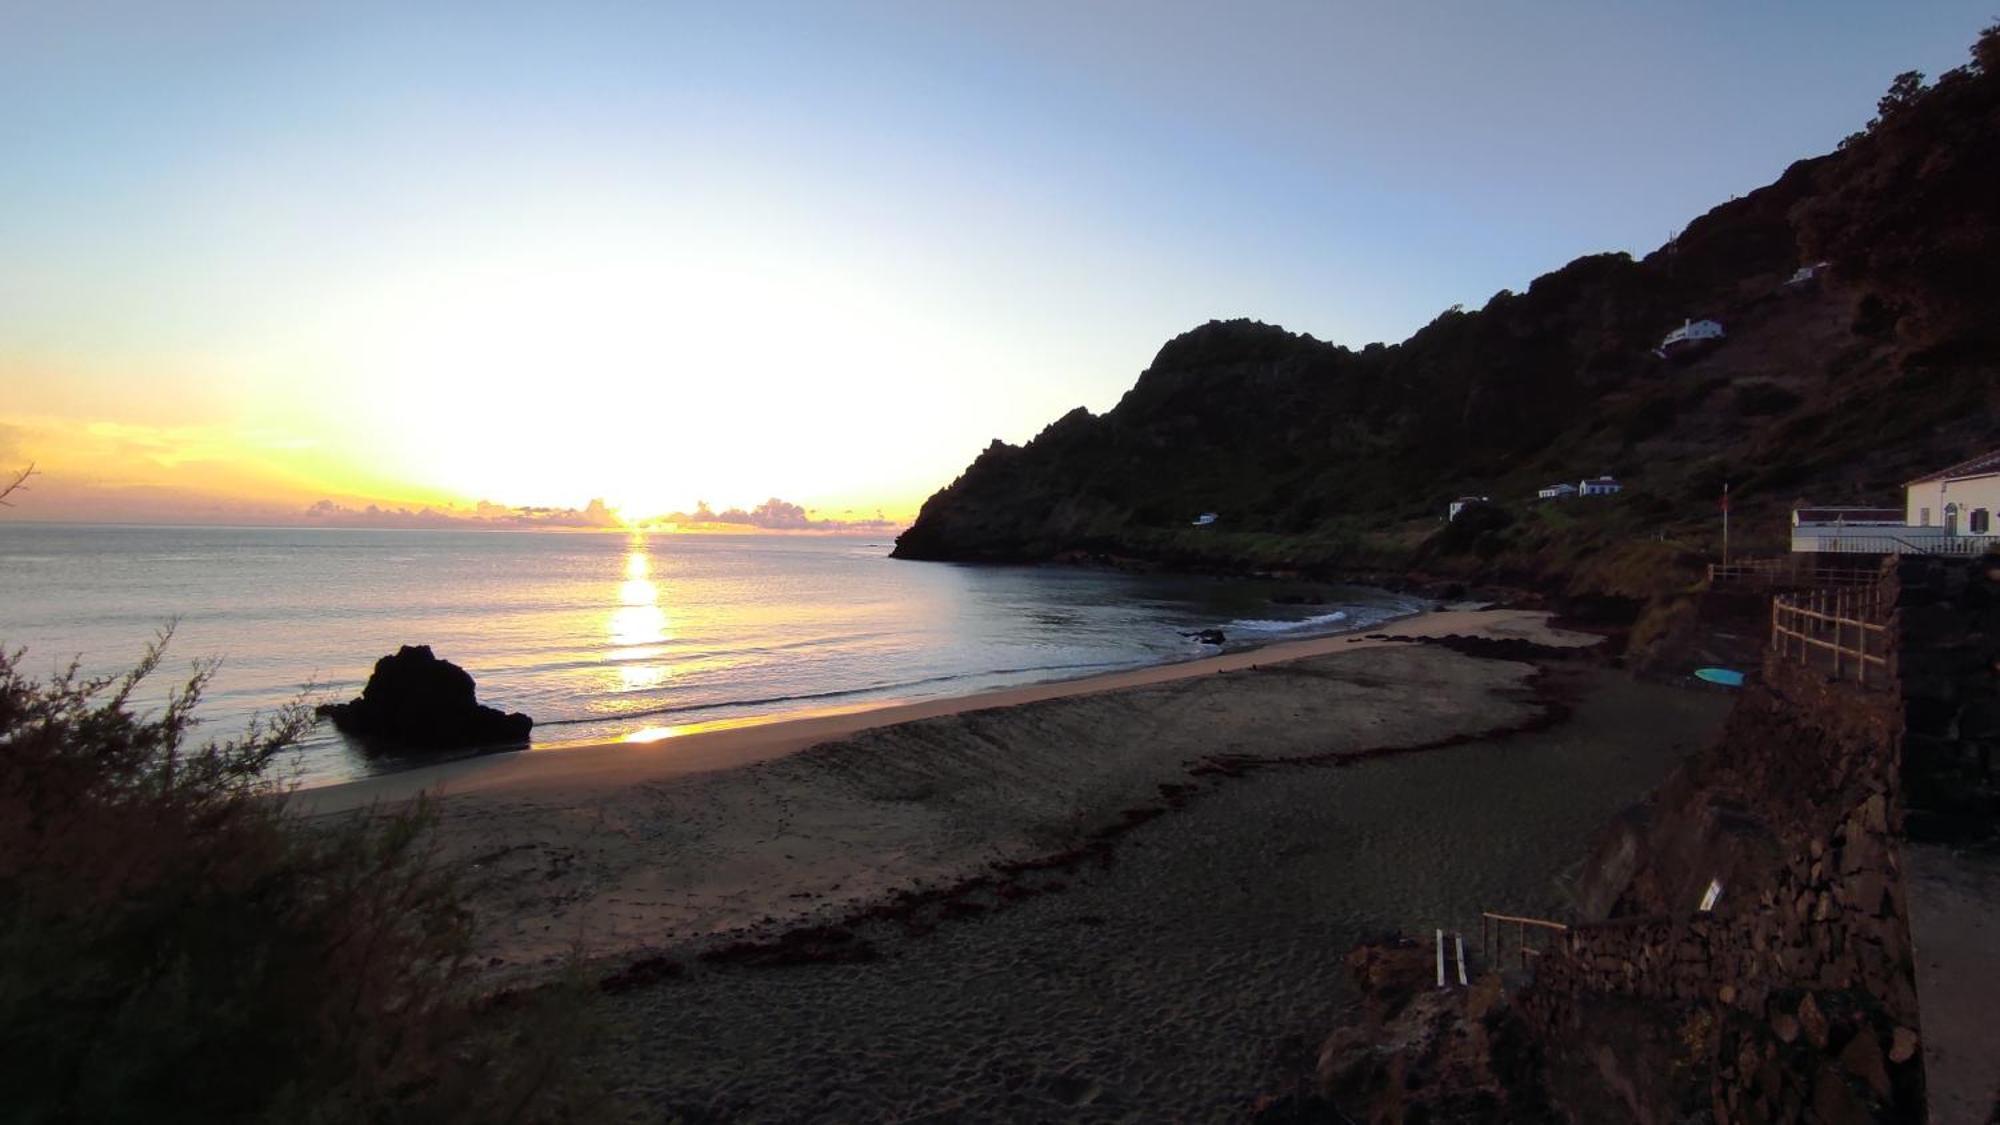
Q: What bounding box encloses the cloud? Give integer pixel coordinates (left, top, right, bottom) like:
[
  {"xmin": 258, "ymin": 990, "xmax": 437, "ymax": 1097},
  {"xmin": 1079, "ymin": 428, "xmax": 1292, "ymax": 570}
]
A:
[
  {"xmin": 302, "ymin": 497, "xmax": 622, "ymax": 530},
  {"xmin": 667, "ymin": 497, "xmax": 899, "ymax": 532}
]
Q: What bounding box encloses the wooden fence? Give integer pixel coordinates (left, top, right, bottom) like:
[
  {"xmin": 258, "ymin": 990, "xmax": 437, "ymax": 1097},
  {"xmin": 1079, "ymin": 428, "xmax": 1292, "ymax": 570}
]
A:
[
  {"xmin": 1480, "ymin": 911, "xmax": 1569, "ymax": 972},
  {"xmin": 1770, "ymin": 587, "xmax": 1890, "ymax": 687}
]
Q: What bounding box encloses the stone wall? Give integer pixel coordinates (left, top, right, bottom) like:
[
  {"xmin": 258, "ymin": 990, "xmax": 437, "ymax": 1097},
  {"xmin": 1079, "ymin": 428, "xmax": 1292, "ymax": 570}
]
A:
[
  {"xmin": 1888, "ymin": 555, "xmax": 2000, "ymax": 844},
  {"xmin": 1310, "ymin": 556, "xmax": 1996, "ymax": 1122},
  {"xmin": 1514, "ymin": 559, "xmax": 1967, "ymax": 1122}
]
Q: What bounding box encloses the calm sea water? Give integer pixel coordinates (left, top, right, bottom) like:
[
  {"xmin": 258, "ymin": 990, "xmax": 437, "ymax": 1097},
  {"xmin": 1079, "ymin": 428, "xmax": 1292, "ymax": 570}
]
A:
[{"xmin": 0, "ymin": 525, "xmax": 1423, "ymax": 786}]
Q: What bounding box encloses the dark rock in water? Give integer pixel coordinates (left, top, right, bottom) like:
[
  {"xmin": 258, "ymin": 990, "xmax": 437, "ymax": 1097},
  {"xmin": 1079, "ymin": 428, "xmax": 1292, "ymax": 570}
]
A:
[
  {"xmin": 1183, "ymin": 628, "xmax": 1226, "ymax": 646},
  {"xmin": 316, "ymin": 645, "xmax": 532, "ymax": 750}
]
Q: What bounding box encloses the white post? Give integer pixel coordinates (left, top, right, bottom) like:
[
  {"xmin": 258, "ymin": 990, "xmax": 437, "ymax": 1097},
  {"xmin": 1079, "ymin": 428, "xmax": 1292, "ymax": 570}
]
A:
[
  {"xmin": 1436, "ymin": 928, "xmax": 1446, "ymax": 989},
  {"xmin": 1456, "ymin": 932, "xmax": 1469, "ymax": 986}
]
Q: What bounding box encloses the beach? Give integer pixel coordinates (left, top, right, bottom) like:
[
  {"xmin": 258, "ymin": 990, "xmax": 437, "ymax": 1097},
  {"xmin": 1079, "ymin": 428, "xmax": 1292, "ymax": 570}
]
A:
[
  {"xmin": 297, "ymin": 609, "xmax": 1583, "ymax": 969},
  {"xmin": 296, "ymin": 608, "xmax": 1732, "ymax": 1119}
]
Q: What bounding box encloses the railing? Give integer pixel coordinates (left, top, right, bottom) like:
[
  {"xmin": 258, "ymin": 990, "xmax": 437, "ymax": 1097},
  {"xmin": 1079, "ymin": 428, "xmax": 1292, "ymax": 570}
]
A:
[
  {"xmin": 1790, "ymin": 530, "xmax": 2000, "ymax": 557},
  {"xmin": 1480, "ymin": 911, "xmax": 1569, "ymax": 972},
  {"xmin": 1770, "ymin": 587, "xmax": 1890, "ymax": 687},
  {"xmin": 1707, "ymin": 556, "xmax": 1879, "ymax": 590}
]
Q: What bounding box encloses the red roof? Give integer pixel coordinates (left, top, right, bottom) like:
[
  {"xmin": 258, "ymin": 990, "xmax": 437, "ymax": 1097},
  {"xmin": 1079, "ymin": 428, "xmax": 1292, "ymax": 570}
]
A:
[{"xmin": 1907, "ymin": 448, "xmax": 2000, "ymax": 485}]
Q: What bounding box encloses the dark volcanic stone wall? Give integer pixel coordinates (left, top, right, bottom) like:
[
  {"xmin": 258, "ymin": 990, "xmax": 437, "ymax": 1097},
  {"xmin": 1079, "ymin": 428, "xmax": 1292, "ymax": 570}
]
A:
[
  {"xmin": 1511, "ymin": 558, "xmax": 2000, "ymax": 1122},
  {"xmin": 1891, "ymin": 556, "xmax": 2000, "ymax": 844}
]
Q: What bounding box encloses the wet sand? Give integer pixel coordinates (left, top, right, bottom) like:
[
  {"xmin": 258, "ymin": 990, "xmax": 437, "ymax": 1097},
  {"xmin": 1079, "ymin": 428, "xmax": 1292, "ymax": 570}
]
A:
[
  {"xmin": 295, "ymin": 610, "xmax": 1592, "ymax": 975},
  {"xmin": 298, "ymin": 608, "xmax": 1578, "ymax": 815}
]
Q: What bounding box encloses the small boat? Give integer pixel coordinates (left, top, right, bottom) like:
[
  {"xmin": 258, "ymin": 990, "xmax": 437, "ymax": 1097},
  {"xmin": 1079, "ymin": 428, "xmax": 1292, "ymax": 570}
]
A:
[{"xmin": 1694, "ymin": 667, "xmax": 1745, "ymax": 687}]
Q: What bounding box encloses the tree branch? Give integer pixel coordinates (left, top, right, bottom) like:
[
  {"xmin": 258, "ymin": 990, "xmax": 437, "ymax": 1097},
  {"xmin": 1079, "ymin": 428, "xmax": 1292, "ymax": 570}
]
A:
[{"xmin": 0, "ymin": 462, "xmax": 35, "ymax": 507}]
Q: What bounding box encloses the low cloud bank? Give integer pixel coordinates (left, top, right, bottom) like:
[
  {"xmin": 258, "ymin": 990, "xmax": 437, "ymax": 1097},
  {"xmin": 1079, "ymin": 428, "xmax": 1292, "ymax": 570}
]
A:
[
  {"xmin": 667, "ymin": 498, "xmax": 898, "ymax": 531},
  {"xmin": 301, "ymin": 496, "xmax": 899, "ymax": 532},
  {"xmin": 303, "ymin": 498, "xmax": 620, "ymax": 530}
]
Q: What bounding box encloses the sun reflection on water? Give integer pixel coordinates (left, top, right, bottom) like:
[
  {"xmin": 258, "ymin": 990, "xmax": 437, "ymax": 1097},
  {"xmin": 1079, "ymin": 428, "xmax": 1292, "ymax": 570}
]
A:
[{"xmin": 608, "ymin": 535, "xmax": 670, "ymax": 692}]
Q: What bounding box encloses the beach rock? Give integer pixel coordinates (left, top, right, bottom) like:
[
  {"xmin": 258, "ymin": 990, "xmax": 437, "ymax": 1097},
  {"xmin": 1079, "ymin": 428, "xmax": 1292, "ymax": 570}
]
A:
[
  {"xmin": 1184, "ymin": 628, "xmax": 1226, "ymax": 646},
  {"xmin": 317, "ymin": 645, "xmax": 533, "ymax": 750}
]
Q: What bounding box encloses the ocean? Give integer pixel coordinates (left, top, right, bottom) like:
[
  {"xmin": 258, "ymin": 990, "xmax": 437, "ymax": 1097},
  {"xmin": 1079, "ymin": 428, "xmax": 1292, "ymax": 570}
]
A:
[{"xmin": 0, "ymin": 525, "xmax": 1424, "ymax": 786}]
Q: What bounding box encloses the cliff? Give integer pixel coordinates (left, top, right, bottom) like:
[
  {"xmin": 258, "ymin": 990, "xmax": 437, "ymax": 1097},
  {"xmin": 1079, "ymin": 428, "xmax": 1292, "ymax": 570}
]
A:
[{"xmin": 894, "ymin": 27, "xmax": 2000, "ymax": 597}]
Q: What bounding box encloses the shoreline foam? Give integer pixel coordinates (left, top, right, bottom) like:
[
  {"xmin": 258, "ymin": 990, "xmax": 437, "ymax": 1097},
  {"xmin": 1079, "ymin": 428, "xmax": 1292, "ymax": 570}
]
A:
[{"xmin": 297, "ymin": 607, "xmax": 1584, "ymax": 814}]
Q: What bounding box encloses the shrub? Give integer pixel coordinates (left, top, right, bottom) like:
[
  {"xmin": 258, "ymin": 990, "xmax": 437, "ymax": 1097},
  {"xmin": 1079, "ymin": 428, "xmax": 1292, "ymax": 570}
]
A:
[{"xmin": 0, "ymin": 634, "xmax": 588, "ymax": 1124}]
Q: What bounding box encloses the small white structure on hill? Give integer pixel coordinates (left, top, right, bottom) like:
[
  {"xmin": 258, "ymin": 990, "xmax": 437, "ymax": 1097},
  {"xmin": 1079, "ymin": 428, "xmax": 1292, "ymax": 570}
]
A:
[
  {"xmin": 1191, "ymin": 512, "xmax": 1218, "ymax": 527},
  {"xmin": 1792, "ymin": 448, "xmax": 2000, "ymax": 554},
  {"xmin": 1579, "ymin": 475, "xmax": 1622, "ymax": 497},
  {"xmin": 1538, "ymin": 482, "xmax": 1579, "ymax": 500},
  {"xmin": 1656, "ymin": 318, "xmax": 1725, "ymax": 357},
  {"xmin": 1782, "ymin": 261, "xmax": 1830, "ymax": 288},
  {"xmin": 1448, "ymin": 496, "xmax": 1489, "ymax": 521}
]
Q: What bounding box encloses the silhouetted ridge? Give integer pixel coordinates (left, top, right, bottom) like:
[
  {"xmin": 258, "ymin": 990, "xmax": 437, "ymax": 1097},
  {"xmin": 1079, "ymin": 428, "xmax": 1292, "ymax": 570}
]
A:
[{"xmin": 893, "ymin": 27, "xmax": 2000, "ymax": 587}]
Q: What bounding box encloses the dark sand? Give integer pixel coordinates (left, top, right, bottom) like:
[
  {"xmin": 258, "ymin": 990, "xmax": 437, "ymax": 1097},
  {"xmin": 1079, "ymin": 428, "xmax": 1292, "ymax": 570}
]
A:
[{"xmin": 583, "ymin": 656, "xmax": 1729, "ymax": 1122}]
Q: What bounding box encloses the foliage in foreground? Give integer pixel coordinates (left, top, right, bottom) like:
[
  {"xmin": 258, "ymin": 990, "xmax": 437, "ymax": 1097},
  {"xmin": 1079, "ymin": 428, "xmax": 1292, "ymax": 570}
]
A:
[{"xmin": 0, "ymin": 635, "xmax": 591, "ymax": 1124}]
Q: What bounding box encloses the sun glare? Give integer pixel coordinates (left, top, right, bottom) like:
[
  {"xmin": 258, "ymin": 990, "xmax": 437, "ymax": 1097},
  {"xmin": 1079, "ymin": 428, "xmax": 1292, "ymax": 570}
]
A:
[{"xmin": 607, "ymin": 538, "xmax": 670, "ymax": 692}]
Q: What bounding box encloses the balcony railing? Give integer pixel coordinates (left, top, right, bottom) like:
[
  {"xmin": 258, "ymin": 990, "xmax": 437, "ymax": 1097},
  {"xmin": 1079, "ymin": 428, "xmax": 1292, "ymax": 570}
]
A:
[{"xmin": 1790, "ymin": 528, "xmax": 2000, "ymax": 556}]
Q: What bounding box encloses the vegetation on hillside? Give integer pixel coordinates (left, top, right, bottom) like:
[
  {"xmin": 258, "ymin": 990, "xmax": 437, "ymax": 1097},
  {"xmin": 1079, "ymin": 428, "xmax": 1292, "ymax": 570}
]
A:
[{"xmin": 894, "ymin": 25, "xmax": 2000, "ymax": 603}]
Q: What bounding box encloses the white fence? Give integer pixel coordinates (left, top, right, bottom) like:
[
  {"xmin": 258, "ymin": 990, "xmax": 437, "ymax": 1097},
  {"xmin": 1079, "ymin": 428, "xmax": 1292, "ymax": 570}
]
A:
[{"xmin": 1790, "ymin": 530, "xmax": 2000, "ymax": 556}]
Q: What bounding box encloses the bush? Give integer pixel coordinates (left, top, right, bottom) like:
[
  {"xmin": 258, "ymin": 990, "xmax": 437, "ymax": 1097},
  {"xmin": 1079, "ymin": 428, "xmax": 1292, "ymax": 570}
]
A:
[{"xmin": 0, "ymin": 634, "xmax": 588, "ymax": 1124}]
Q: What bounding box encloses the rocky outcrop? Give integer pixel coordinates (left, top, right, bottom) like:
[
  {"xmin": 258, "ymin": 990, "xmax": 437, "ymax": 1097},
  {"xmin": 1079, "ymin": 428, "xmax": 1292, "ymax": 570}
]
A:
[
  {"xmin": 1294, "ymin": 937, "xmax": 1552, "ymax": 1123},
  {"xmin": 317, "ymin": 645, "xmax": 532, "ymax": 750}
]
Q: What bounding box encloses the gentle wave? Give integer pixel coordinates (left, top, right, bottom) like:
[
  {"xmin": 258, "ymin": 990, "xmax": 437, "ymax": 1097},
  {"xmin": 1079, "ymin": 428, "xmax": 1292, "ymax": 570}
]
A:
[
  {"xmin": 1221, "ymin": 609, "xmax": 1352, "ymax": 635},
  {"xmin": 534, "ymin": 657, "xmax": 1143, "ymax": 727}
]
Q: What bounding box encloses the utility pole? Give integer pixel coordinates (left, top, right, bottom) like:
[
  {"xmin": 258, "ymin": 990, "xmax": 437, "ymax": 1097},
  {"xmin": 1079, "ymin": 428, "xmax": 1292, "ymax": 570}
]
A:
[{"xmin": 1722, "ymin": 482, "xmax": 1730, "ymax": 565}]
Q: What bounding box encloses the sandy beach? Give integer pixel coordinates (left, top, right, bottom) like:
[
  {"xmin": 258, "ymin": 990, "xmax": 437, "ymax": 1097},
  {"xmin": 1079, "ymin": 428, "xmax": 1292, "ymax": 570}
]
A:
[
  {"xmin": 301, "ymin": 608, "xmax": 1576, "ymax": 814},
  {"xmin": 298, "ymin": 610, "xmax": 1583, "ymax": 967},
  {"xmin": 297, "ymin": 607, "xmax": 1730, "ymax": 1120}
]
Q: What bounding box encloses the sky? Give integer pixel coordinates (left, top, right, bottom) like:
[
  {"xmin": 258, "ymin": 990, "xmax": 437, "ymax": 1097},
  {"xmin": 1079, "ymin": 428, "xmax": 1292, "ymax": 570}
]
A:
[{"xmin": 1, "ymin": 0, "xmax": 1992, "ymax": 526}]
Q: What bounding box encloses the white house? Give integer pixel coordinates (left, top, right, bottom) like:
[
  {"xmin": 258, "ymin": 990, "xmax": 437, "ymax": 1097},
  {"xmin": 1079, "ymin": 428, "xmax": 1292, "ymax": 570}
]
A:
[
  {"xmin": 1448, "ymin": 496, "xmax": 1489, "ymax": 521},
  {"xmin": 1191, "ymin": 512, "xmax": 1218, "ymax": 527},
  {"xmin": 1782, "ymin": 261, "xmax": 1830, "ymax": 288},
  {"xmin": 1579, "ymin": 475, "xmax": 1622, "ymax": 497},
  {"xmin": 1537, "ymin": 482, "xmax": 1579, "ymax": 500},
  {"xmin": 1792, "ymin": 449, "xmax": 2000, "ymax": 554},
  {"xmin": 1906, "ymin": 449, "xmax": 2000, "ymax": 536},
  {"xmin": 1656, "ymin": 318, "xmax": 1725, "ymax": 357}
]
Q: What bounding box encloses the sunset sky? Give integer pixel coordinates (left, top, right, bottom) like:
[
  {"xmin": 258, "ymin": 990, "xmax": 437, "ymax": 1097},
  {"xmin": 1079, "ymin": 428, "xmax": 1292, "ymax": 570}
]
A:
[{"xmin": 2, "ymin": 1, "xmax": 1991, "ymax": 526}]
